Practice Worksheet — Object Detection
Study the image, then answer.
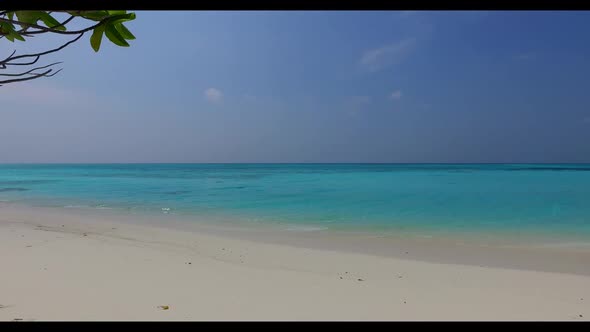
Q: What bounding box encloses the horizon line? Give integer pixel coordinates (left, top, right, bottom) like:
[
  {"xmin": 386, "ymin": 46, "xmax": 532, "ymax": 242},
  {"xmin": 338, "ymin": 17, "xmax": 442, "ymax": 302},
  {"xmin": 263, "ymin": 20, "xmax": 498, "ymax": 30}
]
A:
[{"xmin": 1, "ymin": 162, "xmax": 590, "ymax": 165}]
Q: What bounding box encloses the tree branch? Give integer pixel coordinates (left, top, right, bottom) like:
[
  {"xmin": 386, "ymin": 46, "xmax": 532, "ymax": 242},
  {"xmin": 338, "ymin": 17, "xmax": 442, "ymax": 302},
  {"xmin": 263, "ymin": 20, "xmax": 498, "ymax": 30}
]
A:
[
  {"xmin": 5, "ymin": 55, "xmax": 40, "ymax": 66},
  {"xmin": 0, "ymin": 16, "xmax": 104, "ymax": 35},
  {"xmin": 0, "ymin": 11, "xmax": 135, "ymax": 86},
  {"xmin": 0, "ymin": 62, "xmax": 62, "ymax": 77},
  {"xmin": 1, "ymin": 33, "xmax": 84, "ymax": 65},
  {"xmin": 0, "ymin": 50, "xmax": 17, "ymax": 66},
  {"xmin": 16, "ymin": 15, "xmax": 76, "ymax": 35},
  {"xmin": 0, "ymin": 69, "xmax": 54, "ymax": 86}
]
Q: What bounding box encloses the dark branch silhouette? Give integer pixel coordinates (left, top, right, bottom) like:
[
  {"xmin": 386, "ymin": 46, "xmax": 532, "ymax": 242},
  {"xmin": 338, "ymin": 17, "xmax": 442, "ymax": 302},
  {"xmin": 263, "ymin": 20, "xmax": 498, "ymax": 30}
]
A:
[
  {"xmin": 0, "ymin": 33, "xmax": 84, "ymax": 85},
  {"xmin": 0, "ymin": 17, "xmax": 106, "ymax": 35},
  {"xmin": 2, "ymin": 33, "xmax": 84, "ymax": 64},
  {"xmin": 0, "ymin": 10, "xmax": 136, "ymax": 86},
  {"xmin": 0, "ymin": 69, "xmax": 54, "ymax": 86},
  {"xmin": 16, "ymin": 15, "xmax": 76, "ymax": 35},
  {"xmin": 0, "ymin": 62, "xmax": 62, "ymax": 76}
]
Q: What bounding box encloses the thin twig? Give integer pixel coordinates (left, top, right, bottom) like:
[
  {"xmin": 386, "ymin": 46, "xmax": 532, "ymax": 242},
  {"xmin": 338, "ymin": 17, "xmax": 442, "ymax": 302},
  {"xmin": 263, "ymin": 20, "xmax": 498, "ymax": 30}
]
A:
[
  {"xmin": 0, "ymin": 69, "xmax": 53, "ymax": 85},
  {"xmin": 16, "ymin": 15, "xmax": 76, "ymax": 35},
  {"xmin": 1, "ymin": 33, "xmax": 84, "ymax": 64},
  {"xmin": 0, "ymin": 62, "xmax": 62, "ymax": 76},
  {"xmin": 45, "ymin": 68, "xmax": 62, "ymax": 77},
  {"xmin": 4, "ymin": 55, "xmax": 40, "ymax": 66},
  {"xmin": 0, "ymin": 16, "xmax": 104, "ymax": 35},
  {"xmin": 2, "ymin": 50, "xmax": 17, "ymax": 61}
]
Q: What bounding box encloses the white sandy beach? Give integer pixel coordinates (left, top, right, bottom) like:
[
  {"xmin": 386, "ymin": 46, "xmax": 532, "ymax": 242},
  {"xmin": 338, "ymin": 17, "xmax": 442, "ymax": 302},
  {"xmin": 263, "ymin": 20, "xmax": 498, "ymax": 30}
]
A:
[{"xmin": 1, "ymin": 204, "xmax": 589, "ymax": 321}]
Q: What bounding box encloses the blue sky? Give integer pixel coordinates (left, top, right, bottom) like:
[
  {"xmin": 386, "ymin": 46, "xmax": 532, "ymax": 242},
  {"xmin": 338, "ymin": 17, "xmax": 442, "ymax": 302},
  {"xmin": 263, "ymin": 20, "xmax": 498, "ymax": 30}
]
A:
[{"xmin": 1, "ymin": 11, "xmax": 589, "ymax": 163}]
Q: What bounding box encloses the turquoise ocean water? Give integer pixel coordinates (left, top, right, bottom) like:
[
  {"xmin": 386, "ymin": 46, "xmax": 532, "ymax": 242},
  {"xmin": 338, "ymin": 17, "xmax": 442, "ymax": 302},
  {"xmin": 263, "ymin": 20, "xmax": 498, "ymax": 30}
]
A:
[{"xmin": 1, "ymin": 164, "xmax": 590, "ymax": 241}]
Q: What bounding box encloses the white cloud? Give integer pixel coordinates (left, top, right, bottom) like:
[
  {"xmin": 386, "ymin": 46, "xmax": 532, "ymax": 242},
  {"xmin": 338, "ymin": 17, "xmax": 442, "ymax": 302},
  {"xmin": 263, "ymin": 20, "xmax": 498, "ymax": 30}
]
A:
[
  {"xmin": 360, "ymin": 38, "xmax": 417, "ymax": 72},
  {"xmin": 389, "ymin": 90, "xmax": 402, "ymax": 100},
  {"xmin": 204, "ymin": 88, "xmax": 223, "ymax": 103}
]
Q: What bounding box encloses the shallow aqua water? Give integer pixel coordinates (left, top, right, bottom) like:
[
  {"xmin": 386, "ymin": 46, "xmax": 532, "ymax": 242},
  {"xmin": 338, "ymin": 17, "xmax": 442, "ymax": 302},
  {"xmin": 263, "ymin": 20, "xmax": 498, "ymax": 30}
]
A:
[{"xmin": 1, "ymin": 164, "xmax": 590, "ymax": 239}]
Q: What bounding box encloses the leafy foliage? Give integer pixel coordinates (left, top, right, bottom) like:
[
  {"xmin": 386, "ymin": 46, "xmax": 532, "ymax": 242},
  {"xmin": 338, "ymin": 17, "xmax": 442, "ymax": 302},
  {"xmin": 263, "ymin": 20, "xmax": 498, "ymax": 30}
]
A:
[
  {"xmin": 0, "ymin": 10, "xmax": 136, "ymax": 86},
  {"xmin": 0, "ymin": 10, "xmax": 136, "ymax": 51}
]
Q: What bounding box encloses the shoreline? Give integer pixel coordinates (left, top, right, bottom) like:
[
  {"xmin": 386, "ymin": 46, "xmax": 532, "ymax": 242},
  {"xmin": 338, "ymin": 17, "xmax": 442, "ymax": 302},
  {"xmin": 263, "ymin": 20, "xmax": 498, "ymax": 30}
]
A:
[
  {"xmin": 2, "ymin": 202, "xmax": 590, "ymax": 276},
  {"xmin": 1, "ymin": 203, "xmax": 590, "ymax": 320}
]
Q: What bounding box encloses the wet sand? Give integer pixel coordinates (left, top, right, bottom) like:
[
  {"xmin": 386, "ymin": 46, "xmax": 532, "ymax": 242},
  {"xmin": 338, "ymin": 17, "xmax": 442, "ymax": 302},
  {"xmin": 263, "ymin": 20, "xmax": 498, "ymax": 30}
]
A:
[{"xmin": 1, "ymin": 204, "xmax": 589, "ymax": 321}]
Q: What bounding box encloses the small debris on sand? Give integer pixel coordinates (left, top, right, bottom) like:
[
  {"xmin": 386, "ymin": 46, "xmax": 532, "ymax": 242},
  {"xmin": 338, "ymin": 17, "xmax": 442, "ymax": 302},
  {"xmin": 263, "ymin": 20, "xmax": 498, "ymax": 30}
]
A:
[
  {"xmin": 158, "ymin": 305, "xmax": 170, "ymax": 310},
  {"xmin": 339, "ymin": 277, "xmax": 343, "ymax": 279},
  {"xmin": 26, "ymin": 245, "xmax": 32, "ymax": 248},
  {"xmin": 13, "ymin": 318, "xmax": 23, "ymax": 321},
  {"xmin": 83, "ymin": 233, "xmax": 88, "ymax": 237},
  {"xmin": 357, "ymin": 278, "xmax": 364, "ymax": 281}
]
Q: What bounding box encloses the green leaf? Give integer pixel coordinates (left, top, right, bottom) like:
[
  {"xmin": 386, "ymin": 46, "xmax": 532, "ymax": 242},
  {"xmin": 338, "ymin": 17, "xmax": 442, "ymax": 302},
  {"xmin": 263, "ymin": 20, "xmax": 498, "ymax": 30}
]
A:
[
  {"xmin": 11, "ymin": 31, "xmax": 25, "ymax": 41},
  {"xmin": 38, "ymin": 12, "xmax": 66, "ymax": 31},
  {"xmin": 0, "ymin": 22, "xmax": 24, "ymax": 42},
  {"xmin": 107, "ymin": 10, "xmax": 127, "ymax": 16},
  {"xmin": 78, "ymin": 10, "xmax": 109, "ymax": 21},
  {"xmin": 104, "ymin": 24, "xmax": 129, "ymax": 47},
  {"xmin": 104, "ymin": 13, "xmax": 136, "ymax": 25},
  {"xmin": 15, "ymin": 11, "xmax": 42, "ymax": 25},
  {"xmin": 115, "ymin": 23, "xmax": 135, "ymax": 40},
  {"xmin": 0, "ymin": 21, "xmax": 13, "ymax": 31},
  {"xmin": 90, "ymin": 25, "xmax": 105, "ymax": 52},
  {"xmin": 7, "ymin": 12, "xmax": 14, "ymax": 20}
]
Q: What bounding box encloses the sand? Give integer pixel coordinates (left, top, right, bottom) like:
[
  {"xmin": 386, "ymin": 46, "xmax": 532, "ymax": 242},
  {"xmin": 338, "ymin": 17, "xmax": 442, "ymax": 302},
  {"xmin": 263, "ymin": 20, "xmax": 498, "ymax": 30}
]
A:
[{"xmin": 0, "ymin": 204, "xmax": 589, "ymax": 321}]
